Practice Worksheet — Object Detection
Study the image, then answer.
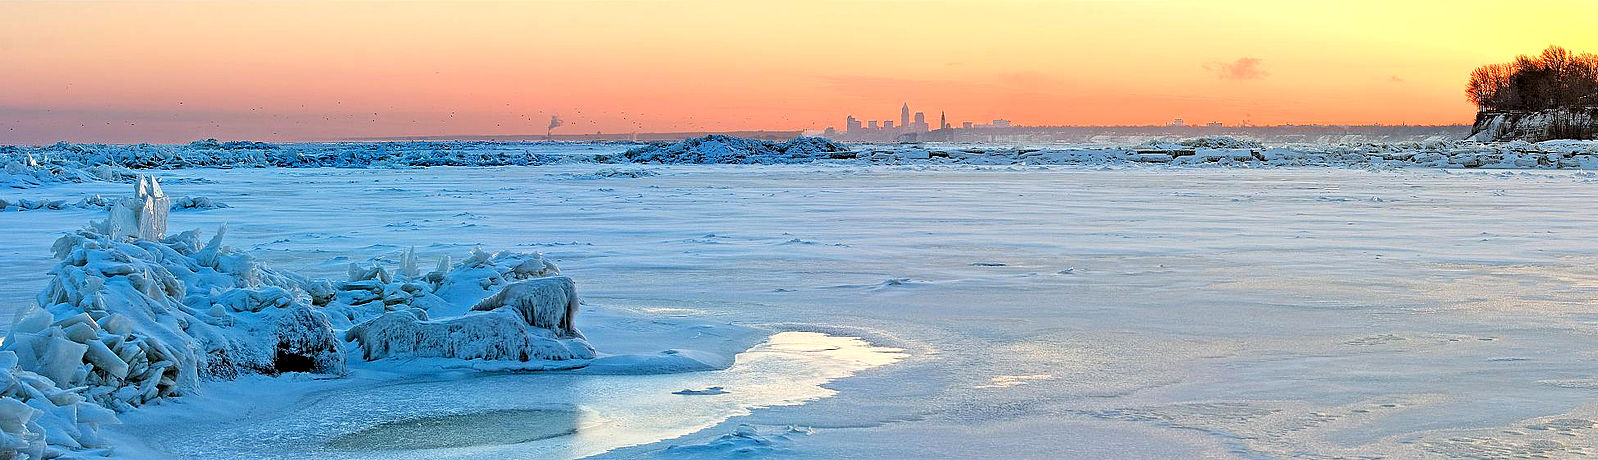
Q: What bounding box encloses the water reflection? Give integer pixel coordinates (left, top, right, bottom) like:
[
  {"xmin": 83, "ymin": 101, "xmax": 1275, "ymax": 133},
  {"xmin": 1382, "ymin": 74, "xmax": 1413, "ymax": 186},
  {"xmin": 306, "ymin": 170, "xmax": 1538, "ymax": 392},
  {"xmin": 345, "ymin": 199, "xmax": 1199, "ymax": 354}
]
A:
[
  {"xmin": 127, "ymin": 332, "xmax": 904, "ymax": 459},
  {"xmin": 325, "ymin": 409, "xmax": 589, "ymax": 450}
]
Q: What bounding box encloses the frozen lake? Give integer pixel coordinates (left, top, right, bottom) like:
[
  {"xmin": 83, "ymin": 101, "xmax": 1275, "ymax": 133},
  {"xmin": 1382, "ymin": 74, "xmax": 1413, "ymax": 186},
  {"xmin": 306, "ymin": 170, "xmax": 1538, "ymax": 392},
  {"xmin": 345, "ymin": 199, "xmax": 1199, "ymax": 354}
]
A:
[{"xmin": 6, "ymin": 164, "xmax": 1598, "ymax": 457}]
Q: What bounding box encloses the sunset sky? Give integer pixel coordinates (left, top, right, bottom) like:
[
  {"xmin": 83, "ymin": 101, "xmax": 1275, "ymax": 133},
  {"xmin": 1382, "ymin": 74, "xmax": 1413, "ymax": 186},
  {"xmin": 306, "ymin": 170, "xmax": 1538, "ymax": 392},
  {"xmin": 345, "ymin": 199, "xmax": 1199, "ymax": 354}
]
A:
[{"xmin": 2, "ymin": 0, "xmax": 1596, "ymax": 144}]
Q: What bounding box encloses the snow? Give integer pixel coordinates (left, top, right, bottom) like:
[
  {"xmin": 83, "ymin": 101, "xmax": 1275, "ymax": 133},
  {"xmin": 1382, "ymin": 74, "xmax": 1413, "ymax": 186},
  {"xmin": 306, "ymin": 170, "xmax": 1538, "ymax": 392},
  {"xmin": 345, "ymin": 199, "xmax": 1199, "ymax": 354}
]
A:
[
  {"xmin": 468, "ymin": 276, "xmax": 582, "ymax": 337},
  {"xmin": 344, "ymin": 308, "xmax": 593, "ymax": 362},
  {"xmin": 659, "ymin": 424, "xmax": 812, "ymax": 457},
  {"xmin": 1470, "ymin": 109, "xmax": 1598, "ymax": 142},
  {"xmin": 620, "ymin": 136, "xmax": 851, "ymax": 164},
  {"xmin": 12, "ymin": 136, "xmax": 1598, "ymax": 172},
  {"xmin": 6, "ymin": 140, "xmax": 1598, "ymax": 457}
]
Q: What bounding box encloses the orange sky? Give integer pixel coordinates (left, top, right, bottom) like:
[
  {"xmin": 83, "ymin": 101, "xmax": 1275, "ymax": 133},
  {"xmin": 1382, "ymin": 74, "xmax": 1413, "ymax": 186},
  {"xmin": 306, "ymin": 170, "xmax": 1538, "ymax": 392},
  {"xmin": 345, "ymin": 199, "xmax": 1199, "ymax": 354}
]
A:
[{"xmin": 2, "ymin": 0, "xmax": 1596, "ymax": 144}]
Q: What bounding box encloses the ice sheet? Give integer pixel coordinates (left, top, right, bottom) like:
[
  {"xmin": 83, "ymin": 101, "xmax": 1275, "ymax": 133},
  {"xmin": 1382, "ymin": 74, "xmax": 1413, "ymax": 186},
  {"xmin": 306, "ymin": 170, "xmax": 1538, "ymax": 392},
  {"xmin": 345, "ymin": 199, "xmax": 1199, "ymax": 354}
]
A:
[{"xmin": 6, "ymin": 160, "xmax": 1598, "ymax": 457}]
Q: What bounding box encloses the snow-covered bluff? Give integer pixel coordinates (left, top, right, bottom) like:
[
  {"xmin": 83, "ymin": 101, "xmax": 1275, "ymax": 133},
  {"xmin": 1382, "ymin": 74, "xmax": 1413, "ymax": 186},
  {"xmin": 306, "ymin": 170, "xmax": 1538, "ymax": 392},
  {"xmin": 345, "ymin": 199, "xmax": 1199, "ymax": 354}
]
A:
[
  {"xmin": 1469, "ymin": 108, "xmax": 1598, "ymax": 142},
  {"xmin": 0, "ymin": 182, "xmax": 593, "ymax": 458}
]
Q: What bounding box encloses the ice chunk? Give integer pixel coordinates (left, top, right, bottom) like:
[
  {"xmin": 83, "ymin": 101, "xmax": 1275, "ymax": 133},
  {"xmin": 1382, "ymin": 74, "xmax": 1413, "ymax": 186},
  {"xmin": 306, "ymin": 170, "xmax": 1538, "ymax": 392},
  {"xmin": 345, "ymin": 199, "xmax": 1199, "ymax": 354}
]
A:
[
  {"xmin": 105, "ymin": 175, "xmax": 170, "ymax": 240},
  {"xmin": 661, "ymin": 424, "xmax": 813, "ymax": 457},
  {"xmin": 399, "ymin": 246, "xmax": 420, "ymax": 279},
  {"xmin": 469, "ymin": 276, "xmax": 582, "ymax": 337},
  {"xmin": 345, "ymin": 309, "xmax": 594, "ymax": 362},
  {"xmin": 268, "ymin": 306, "xmax": 345, "ymax": 375}
]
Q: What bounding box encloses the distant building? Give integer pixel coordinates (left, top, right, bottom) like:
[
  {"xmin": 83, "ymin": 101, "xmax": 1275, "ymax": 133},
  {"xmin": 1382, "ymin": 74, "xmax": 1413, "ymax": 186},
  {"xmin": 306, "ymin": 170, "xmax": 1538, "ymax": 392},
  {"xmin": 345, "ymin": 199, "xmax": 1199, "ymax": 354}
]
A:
[
  {"xmin": 1169, "ymin": 118, "xmax": 1185, "ymax": 127},
  {"xmin": 831, "ymin": 103, "xmax": 985, "ymax": 140},
  {"xmin": 1206, "ymin": 122, "xmax": 1223, "ymax": 128},
  {"xmin": 992, "ymin": 119, "xmax": 1012, "ymax": 128},
  {"xmin": 962, "ymin": 121, "xmax": 974, "ymax": 129}
]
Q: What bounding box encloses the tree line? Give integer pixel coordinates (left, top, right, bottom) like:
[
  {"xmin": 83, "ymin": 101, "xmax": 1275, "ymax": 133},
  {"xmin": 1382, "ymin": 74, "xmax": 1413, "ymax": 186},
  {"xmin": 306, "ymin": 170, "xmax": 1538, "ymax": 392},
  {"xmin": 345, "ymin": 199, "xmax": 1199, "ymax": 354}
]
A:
[{"xmin": 1467, "ymin": 46, "xmax": 1598, "ymax": 111}]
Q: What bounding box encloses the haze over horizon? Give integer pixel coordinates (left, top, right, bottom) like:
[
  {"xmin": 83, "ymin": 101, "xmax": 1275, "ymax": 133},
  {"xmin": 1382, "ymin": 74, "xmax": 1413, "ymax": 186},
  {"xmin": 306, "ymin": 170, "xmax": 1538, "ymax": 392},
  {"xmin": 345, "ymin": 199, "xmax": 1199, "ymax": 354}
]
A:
[{"xmin": 3, "ymin": 0, "xmax": 1596, "ymax": 145}]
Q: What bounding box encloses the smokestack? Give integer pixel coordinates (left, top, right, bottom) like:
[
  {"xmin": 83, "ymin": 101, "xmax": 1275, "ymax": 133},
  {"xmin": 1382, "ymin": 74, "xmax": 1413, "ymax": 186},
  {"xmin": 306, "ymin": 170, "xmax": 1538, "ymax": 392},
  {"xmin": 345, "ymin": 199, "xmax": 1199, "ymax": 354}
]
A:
[{"xmin": 546, "ymin": 115, "xmax": 564, "ymax": 140}]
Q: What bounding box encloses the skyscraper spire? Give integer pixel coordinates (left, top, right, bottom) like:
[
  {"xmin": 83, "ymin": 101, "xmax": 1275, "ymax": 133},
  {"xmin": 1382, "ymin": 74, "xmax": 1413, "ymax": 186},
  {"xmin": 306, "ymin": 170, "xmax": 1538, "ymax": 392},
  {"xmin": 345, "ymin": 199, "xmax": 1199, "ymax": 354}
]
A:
[
  {"xmin": 900, "ymin": 103, "xmax": 910, "ymax": 131},
  {"xmin": 939, "ymin": 111, "xmax": 947, "ymax": 130}
]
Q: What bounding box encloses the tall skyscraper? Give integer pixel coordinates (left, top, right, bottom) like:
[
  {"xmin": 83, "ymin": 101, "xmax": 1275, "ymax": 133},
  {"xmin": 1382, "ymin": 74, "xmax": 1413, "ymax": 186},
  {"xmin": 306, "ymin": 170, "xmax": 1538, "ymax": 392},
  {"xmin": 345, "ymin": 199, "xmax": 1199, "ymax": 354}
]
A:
[
  {"xmin": 900, "ymin": 103, "xmax": 910, "ymax": 130},
  {"xmin": 939, "ymin": 111, "xmax": 948, "ymax": 130},
  {"xmin": 845, "ymin": 115, "xmax": 861, "ymax": 134}
]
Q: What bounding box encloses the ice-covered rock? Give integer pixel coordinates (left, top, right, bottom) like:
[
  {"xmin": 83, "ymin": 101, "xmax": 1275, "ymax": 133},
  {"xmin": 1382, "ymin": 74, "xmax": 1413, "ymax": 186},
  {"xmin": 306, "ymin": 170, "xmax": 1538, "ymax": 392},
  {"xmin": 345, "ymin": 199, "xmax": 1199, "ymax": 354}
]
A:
[
  {"xmin": 469, "ymin": 277, "xmax": 582, "ymax": 338},
  {"xmin": 344, "ymin": 308, "xmax": 593, "ymax": 362},
  {"xmin": 426, "ymin": 247, "xmax": 561, "ymax": 313},
  {"xmin": 344, "ymin": 253, "xmax": 593, "ymax": 363}
]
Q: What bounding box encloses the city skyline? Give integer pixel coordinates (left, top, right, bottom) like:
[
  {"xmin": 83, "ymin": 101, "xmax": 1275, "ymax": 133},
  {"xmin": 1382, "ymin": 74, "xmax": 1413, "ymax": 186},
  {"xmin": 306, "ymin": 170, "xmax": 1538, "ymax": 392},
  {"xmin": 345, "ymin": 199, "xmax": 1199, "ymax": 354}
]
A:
[{"xmin": 829, "ymin": 102, "xmax": 1008, "ymax": 142}]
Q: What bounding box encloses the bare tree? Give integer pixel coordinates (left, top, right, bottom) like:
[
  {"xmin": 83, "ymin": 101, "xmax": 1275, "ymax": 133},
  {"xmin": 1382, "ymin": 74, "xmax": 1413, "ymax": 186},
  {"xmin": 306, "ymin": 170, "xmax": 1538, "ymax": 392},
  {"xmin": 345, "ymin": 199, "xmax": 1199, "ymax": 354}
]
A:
[{"xmin": 1467, "ymin": 46, "xmax": 1598, "ymax": 111}]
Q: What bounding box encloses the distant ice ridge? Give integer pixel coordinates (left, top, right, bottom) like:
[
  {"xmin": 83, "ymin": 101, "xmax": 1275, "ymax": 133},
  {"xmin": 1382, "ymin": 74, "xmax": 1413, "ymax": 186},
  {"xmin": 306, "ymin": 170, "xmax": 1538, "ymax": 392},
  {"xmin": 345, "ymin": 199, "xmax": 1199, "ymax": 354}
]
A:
[
  {"xmin": 843, "ymin": 138, "xmax": 1598, "ymax": 169},
  {"xmin": 0, "ymin": 180, "xmax": 593, "ymax": 458},
  {"xmin": 11, "ymin": 137, "xmax": 1598, "ymax": 186},
  {"xmin": 0, "ymin": 140, "xmax": 592, "ymax": 188},
  {"xmin": 619, "ymin": 135, "xmax": 852, "ymax": 164},
  {"xmin": 1, "ymin": 151, "xmax": 136, "ymax": 189},
  {"xmin": 0, "ymin": 195, "xmax": 226, "ymax": 212}
]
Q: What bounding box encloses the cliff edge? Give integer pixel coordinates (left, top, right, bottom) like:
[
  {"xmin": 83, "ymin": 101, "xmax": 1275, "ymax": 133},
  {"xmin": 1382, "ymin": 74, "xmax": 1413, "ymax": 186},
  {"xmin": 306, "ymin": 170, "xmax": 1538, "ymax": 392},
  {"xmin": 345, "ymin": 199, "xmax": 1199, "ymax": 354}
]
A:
[{"xmin": 1469, "ymin": 108, "xmax": 1598, "ymax": 142}]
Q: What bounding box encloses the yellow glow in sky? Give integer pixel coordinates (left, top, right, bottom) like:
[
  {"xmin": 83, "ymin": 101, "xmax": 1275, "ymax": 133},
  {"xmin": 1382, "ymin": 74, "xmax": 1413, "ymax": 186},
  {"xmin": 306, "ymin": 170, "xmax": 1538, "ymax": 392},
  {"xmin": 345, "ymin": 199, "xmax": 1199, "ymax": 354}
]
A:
[{"xmin": 1, "ymin": 0, "xmax": 1595, "ymax": 143}]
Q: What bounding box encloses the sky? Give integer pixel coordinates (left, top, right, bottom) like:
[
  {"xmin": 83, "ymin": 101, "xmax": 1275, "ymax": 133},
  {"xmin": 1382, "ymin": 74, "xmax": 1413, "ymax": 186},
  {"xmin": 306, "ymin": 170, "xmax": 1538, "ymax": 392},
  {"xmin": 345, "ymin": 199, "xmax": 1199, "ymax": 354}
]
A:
[{"xmin": 2, "ymin": 0, "xmax": 1596, "ymax": 144}]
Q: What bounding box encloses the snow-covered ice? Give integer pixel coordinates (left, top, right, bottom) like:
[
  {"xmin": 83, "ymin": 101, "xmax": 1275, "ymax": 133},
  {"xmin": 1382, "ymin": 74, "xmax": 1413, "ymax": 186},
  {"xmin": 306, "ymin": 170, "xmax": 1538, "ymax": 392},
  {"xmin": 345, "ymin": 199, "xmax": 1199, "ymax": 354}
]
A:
[
  {"xmin": 11, "ymin": 136, "xmax": 1598, "ymax": 173},
  {"xmin": 6, "ymin": 140, "xmax": 1598, "ymax": 458}
]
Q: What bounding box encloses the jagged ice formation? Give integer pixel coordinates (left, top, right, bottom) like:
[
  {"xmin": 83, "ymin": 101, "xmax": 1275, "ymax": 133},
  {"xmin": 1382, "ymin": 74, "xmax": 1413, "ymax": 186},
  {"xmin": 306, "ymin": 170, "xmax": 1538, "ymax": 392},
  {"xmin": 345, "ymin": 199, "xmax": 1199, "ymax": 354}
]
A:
[{"xmin": 0, "ymin": 180, "xmax": 595, "ymax": 458}]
